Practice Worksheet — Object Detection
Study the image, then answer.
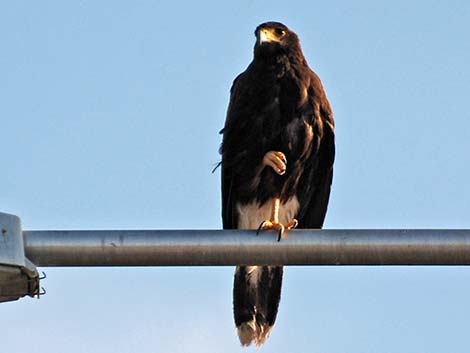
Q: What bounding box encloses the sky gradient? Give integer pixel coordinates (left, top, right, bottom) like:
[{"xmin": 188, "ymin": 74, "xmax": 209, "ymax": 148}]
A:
[{"xmin": 1, "ymin": 1, "xmax": 470, "ymax": 352}]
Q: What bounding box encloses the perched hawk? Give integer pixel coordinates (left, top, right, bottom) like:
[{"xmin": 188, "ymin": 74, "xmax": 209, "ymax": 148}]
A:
[{"xmin": 219, "ymin": 22, "xmax": 335, "ymax": 347}]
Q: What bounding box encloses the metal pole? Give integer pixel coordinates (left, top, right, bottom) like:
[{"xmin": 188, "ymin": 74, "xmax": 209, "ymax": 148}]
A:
[{"xmin": 23, "ymin": 229, "xmax": 470, "ymax": 266}]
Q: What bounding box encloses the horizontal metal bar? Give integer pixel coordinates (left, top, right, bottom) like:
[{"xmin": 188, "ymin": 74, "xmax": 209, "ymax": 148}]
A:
[{"xmin": 22, "ymin": 229, "xmax": 470, "ymax": 266}]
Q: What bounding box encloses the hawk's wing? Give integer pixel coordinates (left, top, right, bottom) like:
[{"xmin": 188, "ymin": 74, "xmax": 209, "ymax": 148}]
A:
[
  {"xmin": 221, "ymin": 73, "xmax": 245, "ymax": 230},
  {"xmin": 296, "ymin": 71, "xmax": 335, "ymax": 229}
]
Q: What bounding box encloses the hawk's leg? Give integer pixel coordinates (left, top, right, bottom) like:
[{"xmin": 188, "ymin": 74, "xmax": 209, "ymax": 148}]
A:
[
  {"xmin": 257, "ymin": 151, "xmax": 298, "ymax": 240},
  {"xmin": 257, "ymin": 198, "xmax": 298, "ymax": 241}
]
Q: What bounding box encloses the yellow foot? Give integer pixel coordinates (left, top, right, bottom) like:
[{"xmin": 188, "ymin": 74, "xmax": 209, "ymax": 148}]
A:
[
  {"xmin": 257, "ymin": 218, "xmax": 298, "ymax": 241},
  {"xmin": 263, "ymin": 151, "xmax": 287, "ymax": 175}
]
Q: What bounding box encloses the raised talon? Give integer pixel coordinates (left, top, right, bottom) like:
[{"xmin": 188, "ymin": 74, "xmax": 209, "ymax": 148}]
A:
[{"xmin": 263, "ymin": 151, "xmax": 287, "ymax": 175}]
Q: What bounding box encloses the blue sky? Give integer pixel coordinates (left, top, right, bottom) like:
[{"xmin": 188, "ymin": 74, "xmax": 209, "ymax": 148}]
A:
[{"xmin": 1, "ymin": 1, "xmax": 470, "ymax": 352}]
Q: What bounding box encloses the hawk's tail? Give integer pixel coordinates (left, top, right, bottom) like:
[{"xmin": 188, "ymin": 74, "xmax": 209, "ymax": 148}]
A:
[{"xmin": 233, "ymin": 265, "xmax": 283, "ymax": 347}]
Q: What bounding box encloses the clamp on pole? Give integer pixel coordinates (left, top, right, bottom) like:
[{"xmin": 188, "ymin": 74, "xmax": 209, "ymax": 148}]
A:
[{"xmin": 0, "ymin": 212, "xmax": 40, "ymax": 303}]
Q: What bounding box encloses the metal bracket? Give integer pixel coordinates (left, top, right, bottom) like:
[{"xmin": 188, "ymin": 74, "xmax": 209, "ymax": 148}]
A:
[{"xmin": 0, "ymin": 212, "xmax": 39, "ymax": 302}]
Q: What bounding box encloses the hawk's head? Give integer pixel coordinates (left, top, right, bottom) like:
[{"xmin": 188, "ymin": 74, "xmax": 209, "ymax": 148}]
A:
[{"xmin": 254, "ymin": 22, "xmax": 301, "ymax": 58}]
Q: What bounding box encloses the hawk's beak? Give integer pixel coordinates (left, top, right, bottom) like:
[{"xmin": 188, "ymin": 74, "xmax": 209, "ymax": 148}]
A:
[{"xmin": 258, "ymin": 28, "xmax": 278, "ymax": 44}]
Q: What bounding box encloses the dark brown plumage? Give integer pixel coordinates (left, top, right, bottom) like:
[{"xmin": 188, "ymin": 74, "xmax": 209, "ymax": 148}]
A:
[{"xmin": 219, "ymin": 22, "xmax": 335, "ymax": 347}]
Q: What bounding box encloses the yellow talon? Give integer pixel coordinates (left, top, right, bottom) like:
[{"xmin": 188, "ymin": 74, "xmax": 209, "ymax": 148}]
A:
[{"xmin": 256, "ymin": 198, "xmax": 298, "ymax": 241}]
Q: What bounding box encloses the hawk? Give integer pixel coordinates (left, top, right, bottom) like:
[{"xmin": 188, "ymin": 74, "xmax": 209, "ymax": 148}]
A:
[{"xmin": 219, "ymin": 22, "xmax": 335, "ymax": 347}]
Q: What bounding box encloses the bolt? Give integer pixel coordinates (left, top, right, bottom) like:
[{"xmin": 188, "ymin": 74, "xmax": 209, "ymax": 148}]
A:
[{"xmin": 1, "ymin": 229, "xmax": 6, "ymax": 236}]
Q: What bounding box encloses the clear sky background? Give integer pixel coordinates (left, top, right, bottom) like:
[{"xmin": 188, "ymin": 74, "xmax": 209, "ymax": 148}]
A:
[{"xmin": 1, "ymin": 1, "xmax": 470, "ymax": 352}]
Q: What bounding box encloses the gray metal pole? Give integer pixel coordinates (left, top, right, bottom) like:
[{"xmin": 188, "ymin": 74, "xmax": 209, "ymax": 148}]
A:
[{"xmin": 23, "ymin": 229, "xmax": 470, "ymax": 266}]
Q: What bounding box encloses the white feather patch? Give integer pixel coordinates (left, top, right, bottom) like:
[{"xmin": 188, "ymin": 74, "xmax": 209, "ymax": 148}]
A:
[
  {"xmin": 237, "ymin": 321, "xmax": 274, "ymax": 348},
  {"xmin": 236, "ymin": 196, "xmax": 299, "ymax": 230},
  {"xmin": 237, "ymin": 321, "xmax": 257, "ymax": 346}
]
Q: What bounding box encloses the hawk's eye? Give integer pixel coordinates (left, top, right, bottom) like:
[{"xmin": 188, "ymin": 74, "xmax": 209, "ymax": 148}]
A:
[{"xmin": 275, "ymin": 28, "xmax": 286, "ymax": 36}]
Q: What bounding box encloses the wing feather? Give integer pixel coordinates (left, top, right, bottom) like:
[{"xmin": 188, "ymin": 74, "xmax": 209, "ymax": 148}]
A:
[{"xmin": 296, "ymin": 71, "xmax": 335, "ymax": 228}]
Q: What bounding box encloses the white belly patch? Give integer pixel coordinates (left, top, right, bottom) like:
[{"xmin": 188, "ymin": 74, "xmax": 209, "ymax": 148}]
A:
[{"xmin": 236, "ymin": 196, "xmax": 300, "ymax": 229}]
